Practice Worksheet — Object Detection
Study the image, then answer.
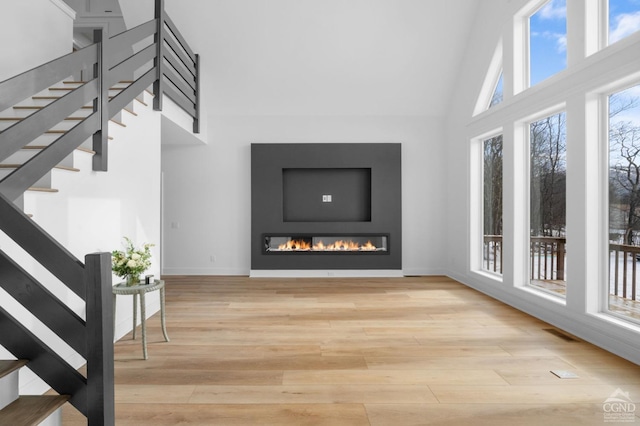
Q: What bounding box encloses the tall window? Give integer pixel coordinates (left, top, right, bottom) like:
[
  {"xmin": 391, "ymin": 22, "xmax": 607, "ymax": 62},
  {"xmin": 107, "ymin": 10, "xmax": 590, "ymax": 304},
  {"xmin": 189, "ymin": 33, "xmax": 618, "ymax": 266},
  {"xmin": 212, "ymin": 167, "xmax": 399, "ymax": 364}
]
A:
[
  {"xmin": 609, "ymin": 0, "xmax": 640, "ymax": 45},
  {"xmin": 529, "ymin": 112, "xmax": 567, "ymax": 297},
  {"xmin": 608, "ymin": 84, "xmax": 640, "ymax": 322},
  {"xmin": 483, "ymin": 135, "xmax": 503, "ymax": 275},
  {"xmin": 529, "ymin": 0, "xmax": 567, "ymax": 86}
]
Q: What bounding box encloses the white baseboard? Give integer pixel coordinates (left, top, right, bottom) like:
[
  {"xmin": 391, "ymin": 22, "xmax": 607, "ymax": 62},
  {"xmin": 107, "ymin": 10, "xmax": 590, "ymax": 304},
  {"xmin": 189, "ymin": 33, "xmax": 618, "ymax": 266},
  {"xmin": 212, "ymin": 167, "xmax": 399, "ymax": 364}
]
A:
[
  {"xmin": 162, "ymin": 267, "xmax": 248, "ymax": 276},
  {"xmin": 249, "ymin": 269, "xmax": 404, "ymax": 278}
]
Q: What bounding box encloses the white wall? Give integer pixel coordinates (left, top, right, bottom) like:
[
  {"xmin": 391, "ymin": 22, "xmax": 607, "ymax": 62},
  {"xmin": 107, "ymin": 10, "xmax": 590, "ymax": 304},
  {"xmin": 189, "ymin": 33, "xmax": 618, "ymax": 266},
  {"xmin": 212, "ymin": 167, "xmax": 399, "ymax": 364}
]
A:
[
  {"xmin": 0, "ymin": 92, "xmax": 162, "ymax": 393},
  {"xmin": 445, "ymin": 0, "xmax": 640, "ymax": 365},
  {"xmin": 158, "ymin": 0, "xmax": 478, "ymax": 276},
  {"xmin": 162, "ymin": 115, "xmax": 446, "ymax": 275},
  {"xmin": 0, "ymin": 0, "xmax": 75, "ymax": 81}
]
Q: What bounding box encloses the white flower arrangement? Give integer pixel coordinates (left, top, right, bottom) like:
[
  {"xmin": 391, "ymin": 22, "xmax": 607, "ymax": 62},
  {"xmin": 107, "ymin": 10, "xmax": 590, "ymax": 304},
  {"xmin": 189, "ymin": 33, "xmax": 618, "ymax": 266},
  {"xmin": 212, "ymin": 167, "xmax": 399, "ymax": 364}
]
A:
[{"xmin": 112, "ymin": 237, "xmax": 154, "ymax": 280}]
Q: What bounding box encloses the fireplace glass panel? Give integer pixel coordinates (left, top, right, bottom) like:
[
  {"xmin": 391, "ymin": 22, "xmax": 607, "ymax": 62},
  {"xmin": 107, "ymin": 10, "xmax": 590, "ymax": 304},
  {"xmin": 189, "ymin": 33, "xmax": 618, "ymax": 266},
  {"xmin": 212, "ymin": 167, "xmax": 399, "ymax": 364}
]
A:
[{"xmin": 265, "ymin": 235, "xmax": 388, "ymax": 252}]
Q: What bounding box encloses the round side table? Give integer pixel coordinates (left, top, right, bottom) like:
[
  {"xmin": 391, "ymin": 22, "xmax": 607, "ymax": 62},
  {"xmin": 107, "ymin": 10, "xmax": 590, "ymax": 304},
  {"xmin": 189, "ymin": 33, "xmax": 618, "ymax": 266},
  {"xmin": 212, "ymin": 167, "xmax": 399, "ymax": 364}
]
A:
[{"xmin": 112, "ymin": 279, "xmax": 170, "ymax": 359}]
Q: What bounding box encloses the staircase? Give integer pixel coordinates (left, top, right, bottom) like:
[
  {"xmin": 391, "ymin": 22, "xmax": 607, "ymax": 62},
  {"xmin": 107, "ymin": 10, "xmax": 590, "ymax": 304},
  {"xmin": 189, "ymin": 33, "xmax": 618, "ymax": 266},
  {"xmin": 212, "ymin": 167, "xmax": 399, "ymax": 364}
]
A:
[
  {"xmin": 0, "ymin": 0, "xmax": 199, "ymax": 423},
  {"xmin": 0, "ymin": 80, "xmax": 143, "ymax": 200},
  {"xmin": 0, "ymin": 361, "xmax": 67, "ymax": 426}
]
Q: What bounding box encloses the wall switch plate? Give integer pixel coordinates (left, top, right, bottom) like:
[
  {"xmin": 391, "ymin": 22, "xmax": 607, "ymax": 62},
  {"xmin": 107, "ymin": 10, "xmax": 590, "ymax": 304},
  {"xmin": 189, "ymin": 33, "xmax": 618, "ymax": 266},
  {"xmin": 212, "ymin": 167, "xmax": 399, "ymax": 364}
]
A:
[{"xmin": 322, "ymin": 195, "xmax": 332, "ymax": 202}]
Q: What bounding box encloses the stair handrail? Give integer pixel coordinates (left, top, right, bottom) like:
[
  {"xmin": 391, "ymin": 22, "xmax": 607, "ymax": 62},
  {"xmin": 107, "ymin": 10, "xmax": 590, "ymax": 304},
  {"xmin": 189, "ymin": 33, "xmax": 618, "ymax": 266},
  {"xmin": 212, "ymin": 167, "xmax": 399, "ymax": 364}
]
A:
[
  {"xmin": 0, "ymin": 192, "xmax": 114, "ymax": 423},
  {"xmin": 0, "ymin": 2, "xmax": 200, "ymax": 424}
]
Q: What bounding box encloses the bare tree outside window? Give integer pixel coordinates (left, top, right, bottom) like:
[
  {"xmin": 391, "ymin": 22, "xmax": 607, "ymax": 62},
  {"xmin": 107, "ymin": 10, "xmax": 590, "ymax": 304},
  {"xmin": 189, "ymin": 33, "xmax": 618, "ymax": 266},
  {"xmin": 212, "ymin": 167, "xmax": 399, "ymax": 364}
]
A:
[
  {"xmin": 483, "ymin": 135, "xmax": 503, "ymax": 275},
  {"xmin": 530, "ymin": 113, "xmax": 567, "ymax": 238},
  {"xmin": 608, "ymin": 85, "xmax": 640, "ymax": 320},
  {"xmin": 609, "ymin": 92, "xmax": 640, "ymax": 245},
  {"xmin": 529, "ymin": 112, "xmax": 567, "ymax": 294}
]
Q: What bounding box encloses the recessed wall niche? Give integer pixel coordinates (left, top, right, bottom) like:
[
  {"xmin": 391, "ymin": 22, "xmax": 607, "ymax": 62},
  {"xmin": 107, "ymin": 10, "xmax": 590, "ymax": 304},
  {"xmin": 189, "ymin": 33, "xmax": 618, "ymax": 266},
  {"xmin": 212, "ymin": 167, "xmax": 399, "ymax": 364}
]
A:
[
  {"xmin": 251, "ymin": 143, "xmax": 401, "ymax": 272},
  {"xmin": 282, "ymin": 168, "xmax": 372, "ymax": 222}
]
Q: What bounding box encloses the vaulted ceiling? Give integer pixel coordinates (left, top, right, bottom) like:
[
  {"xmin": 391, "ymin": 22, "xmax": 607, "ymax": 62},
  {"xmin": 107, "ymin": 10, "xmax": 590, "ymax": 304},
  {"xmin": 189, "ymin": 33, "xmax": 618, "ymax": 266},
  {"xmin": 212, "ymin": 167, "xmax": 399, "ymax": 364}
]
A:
[{"xmin": 120, "ymin": 0, "xmax": 480, "ymax": 117}]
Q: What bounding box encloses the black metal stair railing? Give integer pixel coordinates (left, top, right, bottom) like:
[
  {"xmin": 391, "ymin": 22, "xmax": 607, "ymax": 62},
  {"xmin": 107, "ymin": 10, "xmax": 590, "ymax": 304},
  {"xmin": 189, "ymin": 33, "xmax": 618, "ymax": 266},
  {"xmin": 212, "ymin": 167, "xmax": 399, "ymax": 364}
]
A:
[
  {"xmin": 0, "ymin": 192, "xmax": 113, "ymax": 423},
  {"xmin": 0, "ymin": 1, "xmax": 199, "ymax": 423}
]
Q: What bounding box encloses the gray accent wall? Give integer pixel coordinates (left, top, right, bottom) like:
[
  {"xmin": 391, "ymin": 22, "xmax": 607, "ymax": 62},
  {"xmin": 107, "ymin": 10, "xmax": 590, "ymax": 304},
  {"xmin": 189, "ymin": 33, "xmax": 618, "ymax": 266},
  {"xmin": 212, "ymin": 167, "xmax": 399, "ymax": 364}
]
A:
[{"xmin": 251, "ymin": 143, "xmax": 401, "ymax": 270}]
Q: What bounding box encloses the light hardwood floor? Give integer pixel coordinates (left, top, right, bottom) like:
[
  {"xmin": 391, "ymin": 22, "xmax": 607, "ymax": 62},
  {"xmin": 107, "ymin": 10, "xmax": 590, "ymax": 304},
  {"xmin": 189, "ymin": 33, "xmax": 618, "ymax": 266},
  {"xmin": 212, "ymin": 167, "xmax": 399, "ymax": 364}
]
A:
[{"xmin": 63, "ymin": 276, "xmax": 640, "ymax": 425}]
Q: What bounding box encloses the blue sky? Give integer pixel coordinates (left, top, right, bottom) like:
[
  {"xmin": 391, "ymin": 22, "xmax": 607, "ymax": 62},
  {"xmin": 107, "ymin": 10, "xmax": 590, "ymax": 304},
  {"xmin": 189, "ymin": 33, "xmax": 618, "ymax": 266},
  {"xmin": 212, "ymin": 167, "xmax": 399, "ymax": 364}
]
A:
[
  {"xmin": 529, "ymin": 0, "xmax": 566, "ymax": 86},
  {"xmin": 608, "ymin": 1, "xmax": 640, "ymax": 127},
  {"xmin": 610, "ymin": 0, "xmax": 640, "ymax": 43},
  {"xmin": 529, "ymin": 0, "xmax": 640, "ymax": 87}
]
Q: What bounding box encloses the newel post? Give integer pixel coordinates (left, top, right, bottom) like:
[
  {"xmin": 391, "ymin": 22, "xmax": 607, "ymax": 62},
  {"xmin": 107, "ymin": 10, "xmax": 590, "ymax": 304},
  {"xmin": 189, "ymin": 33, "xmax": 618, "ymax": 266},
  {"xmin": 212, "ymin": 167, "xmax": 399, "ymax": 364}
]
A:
[
  {"xmin": 92, "ymin": 29, "xmax": 109, "ymax": 171},
  {"xmin": 85, "ymin": 252, "xmax": 115, "ymax": 426},
  {"xmin": 153, "ymin": 0, "xmax": 165, "ymax": 111}
]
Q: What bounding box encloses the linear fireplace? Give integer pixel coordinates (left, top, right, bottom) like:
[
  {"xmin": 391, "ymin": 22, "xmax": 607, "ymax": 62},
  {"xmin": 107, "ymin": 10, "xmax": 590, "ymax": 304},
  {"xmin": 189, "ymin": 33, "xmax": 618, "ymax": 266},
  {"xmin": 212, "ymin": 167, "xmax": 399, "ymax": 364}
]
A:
[
  {"xmin": 251, "ymin": 143, "xmax": 401, "ymax": 273},
  {"xmin": 264, "ymin": 235, "xmax": 388, "ymax": 253}
]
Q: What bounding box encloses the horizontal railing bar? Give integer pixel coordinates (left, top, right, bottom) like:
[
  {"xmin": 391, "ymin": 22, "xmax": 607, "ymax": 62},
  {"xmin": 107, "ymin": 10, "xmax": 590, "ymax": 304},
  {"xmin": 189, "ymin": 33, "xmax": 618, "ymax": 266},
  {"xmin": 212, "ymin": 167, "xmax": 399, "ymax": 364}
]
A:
[
  {"xmin": 0, "ymin": 306, "xmax": 88, "ymax": 416},
  {"xmin": 108, "ymin": 69, "xmax": 156, "ymax": 119},
  {"xmin": 0, "ymin": 114, "xmax": 100, "ymax": 200},
  {"xmin": 106, "ymin": 19, "xmax": 157, "ymax": 69},
  {"xmin": 107, "ymin": 44, "xmax": 157, "ymax": 88},
  {"xmin": 530, "ymin": 236, "xmax": 566, "ymax": 242},
  {"xmin": 0, "ymin": 80, "xmax": 99, "ymax": 163},
  {"xmin": 484, "ymin": 236, "xmax": 639, "ymax": 300},
  {"xmin": 163, "ymin": 63, "xmax": 196, "ymax": 104},
  {"xmin": 163, "ymin": 45, "xmax": 196, "ymax": 91},
  {"xmin": 0, "ymin": 252, "xmax": 87, "ymax": 357},
  {"xmin": 163, "ymin": 29, "xmax": 196, "ymax": 79},
  {"xmin": 0, "ymin": 45, "xmax": 98, "ymax": 112},
  {"xmin": 0, "ymin": 194, "xmax": 85, "ymax": 299},
  {"xmin": 163, "ymin": 14, "xmax": 196, "ymax": 62},
  {"xmin": 610, "ymin": 243, "xmax": 640, "ymax": 252},
  {"xmin": 162, "ymin": 80, "xmax": 196, "ymax": 116}
]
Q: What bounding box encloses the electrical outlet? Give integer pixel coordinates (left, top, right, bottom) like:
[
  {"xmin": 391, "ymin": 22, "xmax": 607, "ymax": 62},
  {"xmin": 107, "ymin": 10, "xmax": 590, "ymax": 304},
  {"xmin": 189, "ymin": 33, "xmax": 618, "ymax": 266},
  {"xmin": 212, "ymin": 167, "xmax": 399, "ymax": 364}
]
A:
[
  {"xmin": 209, "ymin": 255, "xmax": 216, "ymax": 263},
  {"xmin": 322, "ymin": 195, "xmax": 332, "ymax": 202}
]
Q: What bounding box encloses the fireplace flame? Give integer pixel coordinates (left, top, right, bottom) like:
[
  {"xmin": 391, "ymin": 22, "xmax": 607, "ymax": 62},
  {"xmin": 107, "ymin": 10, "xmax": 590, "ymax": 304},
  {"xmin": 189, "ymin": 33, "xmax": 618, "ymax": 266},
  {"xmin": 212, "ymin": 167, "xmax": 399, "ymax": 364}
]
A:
[{"xmin": 276, "ymin": 239, "xmax": 379, "ymax": 251}]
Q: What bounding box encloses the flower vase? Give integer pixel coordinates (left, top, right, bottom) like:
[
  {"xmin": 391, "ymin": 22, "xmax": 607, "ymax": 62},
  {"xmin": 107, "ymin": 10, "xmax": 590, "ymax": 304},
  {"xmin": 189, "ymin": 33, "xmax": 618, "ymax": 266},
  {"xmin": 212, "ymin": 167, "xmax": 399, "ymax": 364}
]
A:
[{"xmin": 126, "ymin": 275, "xmax": 140, "ymax": 286}]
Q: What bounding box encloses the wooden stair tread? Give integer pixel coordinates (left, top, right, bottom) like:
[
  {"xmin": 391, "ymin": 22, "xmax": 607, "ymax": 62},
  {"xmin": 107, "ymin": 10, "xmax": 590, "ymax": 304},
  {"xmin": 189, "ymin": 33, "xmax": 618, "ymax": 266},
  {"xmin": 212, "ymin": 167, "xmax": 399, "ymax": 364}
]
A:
[
  {"xmin": 0, "ymin": 360, "xmax": 27, "ymax": 380},
  {"xmin": 4, "ymin": 115, "xmax": 87, "ymax": 121},
  {"xmin": 0, "ymin": 164, "xmax": 80, "ymax": 172},
  {"xmin": 0, "ymin": 395, "xmax": 69, "ymax": 425},
  {"xmin": 75, "ymin": 146, "xmax": 96, "ymax": 154},
  {"xmin": 23, "ymin": 145, "xmax": 96, "ymax": 154},
  {"xmin": 55, "ymin": 165, "xmax": 81, "ymax": 172},
  {"xmin": 28, "ymin": 187, "xmax": 59, "ymax": 193}
]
